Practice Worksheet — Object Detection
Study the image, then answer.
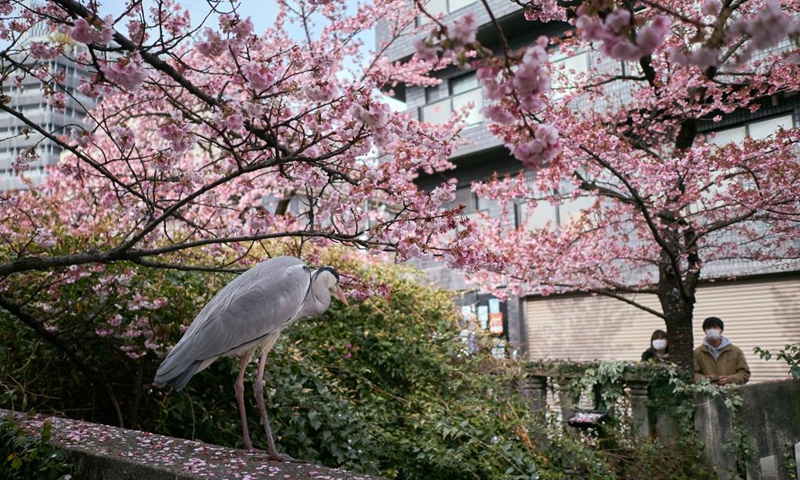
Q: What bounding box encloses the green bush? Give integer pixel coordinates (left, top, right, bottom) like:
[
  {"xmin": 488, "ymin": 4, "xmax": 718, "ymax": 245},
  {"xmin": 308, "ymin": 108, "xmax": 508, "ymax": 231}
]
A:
[
  {"xmin": 1, "ymin": 253, "xmax": 714, "ymax": 479},
  {"xmin": 149, "ymin": 259, "xmax": 548, "ymax": 478},
  {"xmin": 0, "ymin": 414, "xmax": 70, "ymax": 479},
  {"xmin": 754, "ymin": 344, "xmax": 800, "ymax": 379}
]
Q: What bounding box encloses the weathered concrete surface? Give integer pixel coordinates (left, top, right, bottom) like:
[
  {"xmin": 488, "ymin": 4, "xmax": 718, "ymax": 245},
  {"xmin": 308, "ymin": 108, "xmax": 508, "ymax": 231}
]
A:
[
  {"xmin": 738, "ymin": 380, "xmax": 800, "ymax": 480},
  {"xmin": 2, "ymin": 409, "xmax": 379, "ymax": 480},
  {"xmin": 694, "ymin": 380, "xmax": 800, "ymax": 480},
  {"xmin": 694, "ymin": 391, "xmax": 737, "ymax": 480}
]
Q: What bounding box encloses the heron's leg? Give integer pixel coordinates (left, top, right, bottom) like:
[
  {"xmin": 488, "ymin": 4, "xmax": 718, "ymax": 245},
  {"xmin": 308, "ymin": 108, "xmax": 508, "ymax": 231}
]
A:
[
  {"xmin": 253, "ymin": 349, "xmax": 304, "ymax": 463},
  {"xmin": 235, "ymin": 354, "xmax": 254, "ymax": 450}
]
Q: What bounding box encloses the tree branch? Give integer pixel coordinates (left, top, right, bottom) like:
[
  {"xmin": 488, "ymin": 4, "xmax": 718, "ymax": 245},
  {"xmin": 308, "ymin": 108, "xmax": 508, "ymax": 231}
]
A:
[{"xmin": 0, "ymin": 295, "xmax": 125, "ymax": 426}]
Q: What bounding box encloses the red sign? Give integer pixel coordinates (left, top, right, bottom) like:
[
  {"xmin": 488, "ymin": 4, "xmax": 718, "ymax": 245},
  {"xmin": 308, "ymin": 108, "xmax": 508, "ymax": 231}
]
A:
[{"xmin": 489, "ymin": 312, "xmax": 503, "ymax": 335}]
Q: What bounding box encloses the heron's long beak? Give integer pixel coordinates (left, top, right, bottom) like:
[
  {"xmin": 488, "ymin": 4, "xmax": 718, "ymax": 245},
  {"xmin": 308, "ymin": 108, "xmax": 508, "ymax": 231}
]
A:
[{"xmin": 334, "ymin": 285, "xmax": 349, "ymax": 306}]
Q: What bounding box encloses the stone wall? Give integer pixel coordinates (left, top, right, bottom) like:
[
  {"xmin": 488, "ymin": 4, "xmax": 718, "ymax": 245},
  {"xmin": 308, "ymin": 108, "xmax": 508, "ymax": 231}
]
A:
[
  {"xmin": 523, "ymin": 368, "xmax": 800, "ymax": 480},
  {"xmin": 695, "ymin": 380, "xmax": 800, "ymax": 480},
  {"xmin": 1, "ymin": 409, "xmax": 379, "ymax": 480}
]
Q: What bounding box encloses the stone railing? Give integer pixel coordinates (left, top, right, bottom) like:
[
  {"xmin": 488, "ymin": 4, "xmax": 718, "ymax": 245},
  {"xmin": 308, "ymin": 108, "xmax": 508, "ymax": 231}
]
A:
[
  {"xmin": 519, "ymin": 364, "xmax": 800, "ymax": 480},
  {"xmin": 520, "ymin": 366, "xmax": 678, "ymax": 442}
]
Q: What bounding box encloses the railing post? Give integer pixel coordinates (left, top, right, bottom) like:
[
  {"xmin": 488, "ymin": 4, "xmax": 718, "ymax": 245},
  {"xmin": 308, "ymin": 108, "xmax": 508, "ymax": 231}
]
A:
[
  {"xmin": 532, "ymin": 374, "xmax": 548, "ymax": 412},
  {"xmin": 626, "ymin": 379, "xmax": 652, "ymax": 439},
  {"xmin": 694, "ymin": 391, "xmax": 736, "ymax": 480},
  {"xmin": 557, "ymin": 384, "xmax": 579, "ymax": 423},
  {"xmin": 522, "ymin": 374, "xmax": 548, "ymax": 411}
]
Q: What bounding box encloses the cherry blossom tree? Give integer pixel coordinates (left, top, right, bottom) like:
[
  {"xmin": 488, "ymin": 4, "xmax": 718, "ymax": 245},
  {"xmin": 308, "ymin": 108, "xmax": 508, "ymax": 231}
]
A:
[
  {"xmin": 416, "ymin": 0, "xmax": 800, "ymax": 369},
  {"xmin": 0, "ymin": 0, "xmax": 502, "ymax": 405}
]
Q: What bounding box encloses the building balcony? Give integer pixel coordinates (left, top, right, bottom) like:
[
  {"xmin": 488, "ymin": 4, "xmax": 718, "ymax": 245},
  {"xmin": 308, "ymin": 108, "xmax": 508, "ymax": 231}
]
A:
[{"xmin": 376, "ymin": 0, "xmax": 529, "ymax": 65}]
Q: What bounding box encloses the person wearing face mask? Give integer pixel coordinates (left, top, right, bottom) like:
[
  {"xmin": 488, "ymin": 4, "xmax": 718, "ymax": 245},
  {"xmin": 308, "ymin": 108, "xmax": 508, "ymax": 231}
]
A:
[
  {"xmin": 693, "ymin": 316, "xmax": 751, "ymax": 385},
  {"xmin": 641, "ymin": 329, "xmax": 670, "ymax": 363}
]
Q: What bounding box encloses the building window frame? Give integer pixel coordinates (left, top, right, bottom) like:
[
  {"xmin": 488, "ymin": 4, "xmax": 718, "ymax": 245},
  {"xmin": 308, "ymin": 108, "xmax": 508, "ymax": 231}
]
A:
[
  {"xmin": 420, "ymin": 72, "xmax": 483, "ymax": 126},
  {"xmin": 707, "ymin": 113, "xmax": 794, "ymax": 144}
]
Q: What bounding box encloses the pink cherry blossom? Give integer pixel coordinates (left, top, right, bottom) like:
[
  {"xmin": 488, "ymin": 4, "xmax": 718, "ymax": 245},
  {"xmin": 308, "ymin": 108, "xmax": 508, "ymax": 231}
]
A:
[
  {"xmin": 575, "ymin": 7, "xmax": 672, "ymax": 61},
  {"xmin": 414, "ymin": 37, "xmax": 442, "ymax": 63},
  {"xmin": 69, "ymin": 18, "xmax": 97, "ymax": 44},
  {"xmin": 29, "ymin": 41, "xmax": 61, "ymax": 59},
  {"xmin": 242, "ymin": 63, "xmax": 275, "ymax": 91},
  {"xmin": 1, "ymin": 0, "xmax": 799, "ymax": 375},
  {"xmin": 451, "ymin": 13, "xmax": 478, "ymax": 45},
  {"xmin": 101, "ymin": 51, "xmax": 147, "ymax": 91},
  {"xmin": 69, "ymin": 15, "xmax": 114, "ymax": 45}
]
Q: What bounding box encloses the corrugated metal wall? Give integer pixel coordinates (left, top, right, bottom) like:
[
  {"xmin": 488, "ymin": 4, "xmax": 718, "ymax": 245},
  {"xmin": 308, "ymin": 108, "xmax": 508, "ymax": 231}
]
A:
[{"xmin": 525, "ymin": 277, "xmax": 800, "ymax": 383}]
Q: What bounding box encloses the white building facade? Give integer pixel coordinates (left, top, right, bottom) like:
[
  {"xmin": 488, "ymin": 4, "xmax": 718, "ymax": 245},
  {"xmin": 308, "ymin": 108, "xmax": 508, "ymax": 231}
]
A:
[{"xmin": 0, "ymin": 21, "xmax": 97, "ymax": 190}]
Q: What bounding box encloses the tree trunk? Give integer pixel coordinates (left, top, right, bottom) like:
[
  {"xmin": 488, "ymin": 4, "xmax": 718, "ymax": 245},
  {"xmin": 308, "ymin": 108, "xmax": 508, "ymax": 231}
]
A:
[
  {"xmin": 657, "ymin": 252, "xmax": 697, "ymax": 372},
  {"xmin": 661, "ymin": 292, "xmax": 695, "ymax": 372}
]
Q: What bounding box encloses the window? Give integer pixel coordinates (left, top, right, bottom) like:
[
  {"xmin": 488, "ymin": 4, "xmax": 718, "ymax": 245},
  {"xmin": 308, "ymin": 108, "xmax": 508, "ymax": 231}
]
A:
[
  {"xmin": 708, "ymin": 114, "xmax": 794, "ymax": 145},
  {"xmin": 450, "ymin": 74, "xmax": 478, "ymax": 95},
  {"xmin": 421, "ymin": 73, "xmax": 483, "ymax": 126},
  {"xmin": 453, "ymin": 186, "xmax": 477, "ymax": 212},
  {"xmin": 748, "ymin": 115, "xmax": 792, "ymax": 140},
  {"xmin": 550, "ymin": 51, "xmax": 589, "ymax": 99},
  {"xmin": 451, "ymin": 89, "xmax": 482, "ymax": 125},
  {"xmin": 522, "ymin": 201, "xmax": 558, "ymax": 230},
  {"xmin": 422, "ymin": 98, "xmax": 451, "ymax": 124},
  {"xmin": 418, "ymin": 0, "xmax": 477, "ymax": 24},
  {"xmin": 425, "ymin": 85, "xmax": 441, "ymax": 104},
  {"xmin": 421, "ymin": 0, "xmax": 446, "ymax": 20},
  {"xmin": 708, "ymin": 126, "xmax": 745, "ymax": 145},
  {"xmin": 692, "ymin": 114, "xmax": 795, "ymax": 213}
]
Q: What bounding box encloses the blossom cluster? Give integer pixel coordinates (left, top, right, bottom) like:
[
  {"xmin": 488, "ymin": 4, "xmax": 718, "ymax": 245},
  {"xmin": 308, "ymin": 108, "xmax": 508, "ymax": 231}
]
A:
[{"xmin": 575, "ymin": 7, "xmax": 672, "ymax": 61}]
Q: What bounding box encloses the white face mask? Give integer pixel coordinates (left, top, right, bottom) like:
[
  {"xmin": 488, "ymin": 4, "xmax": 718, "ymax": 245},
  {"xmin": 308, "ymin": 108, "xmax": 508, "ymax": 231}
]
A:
[
  {"xmin": 705, "ymin": 329, "xmax": 721, "ymax": 340},
  {"xmin": 652, "ymin": 339, "xmax": 667, "ymax": 351}
]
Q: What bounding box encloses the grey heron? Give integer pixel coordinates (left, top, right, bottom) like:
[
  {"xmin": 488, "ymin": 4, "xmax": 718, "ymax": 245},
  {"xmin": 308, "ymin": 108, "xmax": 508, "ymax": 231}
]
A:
[{"xmin": 154, "ymin": 256, "xmax": 348, "ymax": 462}]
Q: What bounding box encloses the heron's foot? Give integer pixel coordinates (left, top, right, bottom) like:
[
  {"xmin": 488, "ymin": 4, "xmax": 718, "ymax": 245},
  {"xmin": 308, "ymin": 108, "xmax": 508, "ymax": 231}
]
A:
[{"xmin": 268, "ymin": 451, "xmax": 306, "ymax": 463}]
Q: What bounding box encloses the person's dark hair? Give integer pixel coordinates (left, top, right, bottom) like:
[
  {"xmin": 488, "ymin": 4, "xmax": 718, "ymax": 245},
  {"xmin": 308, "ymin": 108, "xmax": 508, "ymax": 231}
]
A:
[
  {"xmin": 702, "ymin": 316, "xmax": 724, "ymax": 331},
  {"xmin": 650, "ymin": 329, "xmax": 667, "ymax": 342}
]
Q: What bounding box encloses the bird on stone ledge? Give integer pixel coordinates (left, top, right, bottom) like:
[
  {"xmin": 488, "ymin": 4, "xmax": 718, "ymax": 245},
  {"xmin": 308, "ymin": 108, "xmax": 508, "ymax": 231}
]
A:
[{"xmin": 154, "ymin": 256, "xmax": 347, "ymax": 462}]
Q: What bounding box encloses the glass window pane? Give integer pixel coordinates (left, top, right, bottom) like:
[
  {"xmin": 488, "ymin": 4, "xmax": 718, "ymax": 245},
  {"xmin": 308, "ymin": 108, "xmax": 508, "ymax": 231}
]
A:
[
  {"xmin": 748, "ymin": 115, "xmax": 793, "ymax": 140},
  {"xmin": 558, "ymin": 195, "xmax": 594, "ymax": 226},
  {"xmin": 551, "ymin": 51, "xmax": 588, "ymax": 98},
  {"xmin": 522, "ymin": 202, "xmax": 557, "ymax": 230},
  {"xmin": 708, "ymin": 126, "xmax": 746, "ymax": 146},
  {"xmin": 450, "ymin": 73, "xmax": 479, "ymax": 95},
  {"xmin": 421, "ymin": 98, "xmax": 451, "ymax": 125},
  {"xmin": 454, "ymin": 186, "xmax": 476, "ymax": 212},
  {"xmin": 452, "ymin": 89, "xmax": 483, "ymax": 125},
  {"xmin": 425, "ymin": 85, "xmax": 443, "ymax": 104},
  {"xmin": 449, "ymin": 0, "xmax": 477, "ymax": 13}
]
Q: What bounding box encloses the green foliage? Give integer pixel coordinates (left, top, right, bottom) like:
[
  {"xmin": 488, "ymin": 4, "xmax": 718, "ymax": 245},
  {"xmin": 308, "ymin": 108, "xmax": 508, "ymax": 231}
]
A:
[
  {"xmin": 0, "ymin": 414, "xmax": 70, "ymax": 479},
  {"xmin": 0, "ymin": 261, "xmax": 215, "ymax": 428},
  {"xmin": 577, "ymin": 360, "xmax": 629, "ymax": 408},
  {"xmin": 754, "ymin": 344, "xmax": 800, "ymax": 379},
  {"xmin": 785, "ymin": 441, "xmax": 798, "ymax": 480},
  {"xmin": 1, "ymin": 252, "xmax": 720, "ymax": 479},
  {"xmin": 529, "ymin": 359, "xmax": 717, "ymax": 480},
  {"xmin": 152, "ymin": 259, "xmax": 547, "ymax": 479}
]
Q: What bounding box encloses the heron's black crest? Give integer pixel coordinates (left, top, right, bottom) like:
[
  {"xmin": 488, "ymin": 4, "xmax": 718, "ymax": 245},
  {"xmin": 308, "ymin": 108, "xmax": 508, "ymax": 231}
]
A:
[{"xmin": 314, "ymin": 266, "xmax": 340, "ymax": 282}]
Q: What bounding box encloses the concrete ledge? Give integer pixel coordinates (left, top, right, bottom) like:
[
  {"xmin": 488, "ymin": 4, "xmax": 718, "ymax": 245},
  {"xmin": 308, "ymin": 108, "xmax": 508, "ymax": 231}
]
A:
[{"xmin": 2, "ymin": 409, "xmax": 378, "ymax": 480}]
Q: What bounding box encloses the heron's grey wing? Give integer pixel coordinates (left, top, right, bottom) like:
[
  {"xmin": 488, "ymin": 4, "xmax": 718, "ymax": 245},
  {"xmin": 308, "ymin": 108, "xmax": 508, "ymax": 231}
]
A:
[
  {"xmin": 155, "ymin": 257, "xmax": 310, "ymax": 385},
  {"xmin": 186, "ymin": 261, "xmax": 311, "ymax": 357}
]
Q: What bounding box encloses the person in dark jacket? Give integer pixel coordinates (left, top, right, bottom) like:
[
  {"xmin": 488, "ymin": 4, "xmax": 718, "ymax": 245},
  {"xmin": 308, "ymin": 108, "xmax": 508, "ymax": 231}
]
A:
[
  {"xmin": 641, "ymin": 329, "xmax": 670, "ymax": 363},
  {"xmin": 693, "ymin": 316, "xmax": 750, "ymax": 385}
]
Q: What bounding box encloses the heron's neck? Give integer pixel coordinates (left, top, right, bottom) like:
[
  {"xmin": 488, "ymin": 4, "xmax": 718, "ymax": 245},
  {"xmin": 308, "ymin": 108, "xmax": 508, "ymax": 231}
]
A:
[{"xmin": 299, "ymin": 281, "xmax": 330, "ymax": 318}]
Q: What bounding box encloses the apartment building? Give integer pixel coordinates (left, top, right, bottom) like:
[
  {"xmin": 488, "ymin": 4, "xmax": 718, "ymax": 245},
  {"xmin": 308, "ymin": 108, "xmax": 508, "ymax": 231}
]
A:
[
  {"xmin": 377, "ymin": 0, "xmax": 800, "ymax": 381},
  {"xmin": 0, "ymin": 21, "xmax": 97, "ymax": 191}
]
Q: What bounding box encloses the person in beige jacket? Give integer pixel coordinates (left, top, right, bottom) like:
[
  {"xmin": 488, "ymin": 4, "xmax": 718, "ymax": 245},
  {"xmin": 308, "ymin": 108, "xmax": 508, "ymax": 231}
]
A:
[{"xmin": 693, "ymin": 316, "xmax": 751, "ymax": 385}]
